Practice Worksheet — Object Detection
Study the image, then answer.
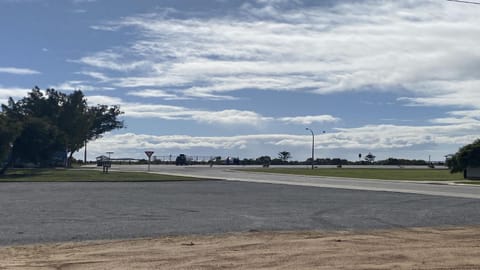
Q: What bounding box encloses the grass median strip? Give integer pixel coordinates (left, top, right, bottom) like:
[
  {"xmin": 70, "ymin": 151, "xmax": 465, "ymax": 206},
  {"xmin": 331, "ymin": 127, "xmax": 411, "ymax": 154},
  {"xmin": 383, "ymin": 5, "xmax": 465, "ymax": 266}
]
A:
[
  {"xmin": 0, "ymin": 168, "xmax": 204, "ymax": 182},
  {"xmin": 240, "ymin": 168, "xmax": 464, "ymax": 181}
]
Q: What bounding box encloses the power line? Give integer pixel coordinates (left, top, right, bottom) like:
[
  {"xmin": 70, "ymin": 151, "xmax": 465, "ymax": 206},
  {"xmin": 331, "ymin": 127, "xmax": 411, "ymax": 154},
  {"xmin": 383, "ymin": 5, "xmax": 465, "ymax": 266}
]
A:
[{"xmin": 447, "ymin": 0, "xmax": 480, "ymax": 5}]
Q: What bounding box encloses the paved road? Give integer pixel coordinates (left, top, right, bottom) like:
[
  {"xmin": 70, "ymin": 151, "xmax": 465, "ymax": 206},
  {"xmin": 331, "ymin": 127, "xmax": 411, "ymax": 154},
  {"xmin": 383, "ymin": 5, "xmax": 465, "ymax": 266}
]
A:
[
  {"xmin": 115, "ymin": 165, "xmax": 480, "ymax": 199},
  {"xmin": 1, "ymin": 180, "xmax": 480, "ymax": 246}
]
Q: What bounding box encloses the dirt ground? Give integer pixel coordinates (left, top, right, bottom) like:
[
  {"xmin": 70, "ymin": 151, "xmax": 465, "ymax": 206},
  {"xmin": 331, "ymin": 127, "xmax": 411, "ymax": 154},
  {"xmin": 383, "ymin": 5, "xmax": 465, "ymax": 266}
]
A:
[{"xmin": 1, "ymin": 226, "xmax": 480, "ymax": 270}]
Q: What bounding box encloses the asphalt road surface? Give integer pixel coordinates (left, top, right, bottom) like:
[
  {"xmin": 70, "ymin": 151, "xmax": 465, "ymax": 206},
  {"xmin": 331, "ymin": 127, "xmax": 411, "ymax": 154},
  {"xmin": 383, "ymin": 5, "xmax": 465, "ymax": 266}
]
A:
[
  {"xmin": 1, "ymin": 180, "xmax": 480, "ymax": 246},
  {"xmin": 116, "ymin": 165, "xmax": 480, "ymax": 199}
]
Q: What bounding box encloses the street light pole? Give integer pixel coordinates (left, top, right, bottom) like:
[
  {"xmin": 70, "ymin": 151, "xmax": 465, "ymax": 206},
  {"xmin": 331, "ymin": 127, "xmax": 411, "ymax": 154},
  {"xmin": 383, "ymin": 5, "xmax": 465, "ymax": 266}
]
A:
[{"xmin": 306, "ymin": 128, "xmax": 315, "ymax": 169}]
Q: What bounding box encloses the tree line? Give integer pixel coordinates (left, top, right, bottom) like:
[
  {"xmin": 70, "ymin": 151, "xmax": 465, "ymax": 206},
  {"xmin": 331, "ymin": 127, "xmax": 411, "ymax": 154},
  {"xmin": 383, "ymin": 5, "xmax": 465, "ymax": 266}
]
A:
[
  {"xmin": 135, "ymin": 151, "xmax": 440, "ymax": 167},
  {"xmin": 2, "ymin": 87, "xmax": 476, "ymax": 175},
  {"xmin": 0, "ymin": 87, "xmax": 123, "ymax": 174}
]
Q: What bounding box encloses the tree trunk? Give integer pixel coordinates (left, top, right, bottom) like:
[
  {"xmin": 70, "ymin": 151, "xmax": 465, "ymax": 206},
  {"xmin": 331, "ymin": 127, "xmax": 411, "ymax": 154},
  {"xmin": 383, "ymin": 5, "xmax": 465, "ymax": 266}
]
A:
[{"xmin": 67, "ymin": 151, "xmax": 74, "ymax": 168}]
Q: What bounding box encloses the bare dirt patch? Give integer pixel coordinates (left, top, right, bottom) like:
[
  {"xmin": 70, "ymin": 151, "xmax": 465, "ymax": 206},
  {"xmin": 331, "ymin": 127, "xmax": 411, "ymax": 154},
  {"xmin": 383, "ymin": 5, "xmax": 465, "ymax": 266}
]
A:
[{"xmin": 1, "ymin": 226, "xmax": 480, "ymax": 269}]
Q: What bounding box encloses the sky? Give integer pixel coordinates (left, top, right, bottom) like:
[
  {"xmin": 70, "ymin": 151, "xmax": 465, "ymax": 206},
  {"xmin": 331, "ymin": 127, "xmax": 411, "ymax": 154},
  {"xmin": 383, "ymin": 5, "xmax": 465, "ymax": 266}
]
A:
[{"xmin": 1, "ymin": 0, "xmax": 480, "ymax": 162}]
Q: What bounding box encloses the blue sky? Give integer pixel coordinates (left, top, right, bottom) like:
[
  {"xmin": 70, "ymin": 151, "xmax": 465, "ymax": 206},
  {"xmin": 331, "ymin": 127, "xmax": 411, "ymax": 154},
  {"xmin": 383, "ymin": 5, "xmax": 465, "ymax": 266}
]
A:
[{"xmin": 1, "ymin": 0, "xmax": 480, "ymax": 162}]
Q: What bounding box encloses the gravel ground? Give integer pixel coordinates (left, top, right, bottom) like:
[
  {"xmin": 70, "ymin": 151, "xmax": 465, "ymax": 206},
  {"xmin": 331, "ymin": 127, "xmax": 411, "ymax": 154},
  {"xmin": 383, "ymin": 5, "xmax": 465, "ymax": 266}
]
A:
[{"xmin": 1, "ymin": 180, "xmax": 480, "ymax": 246}]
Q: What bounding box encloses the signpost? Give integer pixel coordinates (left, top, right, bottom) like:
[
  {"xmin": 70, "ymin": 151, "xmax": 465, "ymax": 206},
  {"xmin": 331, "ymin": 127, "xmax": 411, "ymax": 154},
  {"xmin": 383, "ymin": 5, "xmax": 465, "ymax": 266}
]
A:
[
  {"xmin": 103, "ymin": 151, "xmax": 114, "ymax": 173},
  {"xmin": 145, "ymin": 151, "xmax": 154, "ymax": 171}
]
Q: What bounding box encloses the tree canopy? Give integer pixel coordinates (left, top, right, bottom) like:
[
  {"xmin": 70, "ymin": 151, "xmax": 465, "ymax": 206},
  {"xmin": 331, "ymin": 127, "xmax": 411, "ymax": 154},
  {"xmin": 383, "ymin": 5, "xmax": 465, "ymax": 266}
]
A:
[
  {"xmin": 0, "ymin": 87, "xmax": 124, "ymax": 173},
  {"xmin": 256, "ymin": 155, "xmax": 271, "ymax": 166},
  {"xmin": 278, "ymin": 151, "xmax": 292, "ymax": 163},
  {"xmin": 447, "ymin": 139, "xmax": 480, "ymax": 173},
  {"xmin": 364, "ymin": 152, "xmax": 376, "ymax": 163},
  {"xmin": 0, "ymin": 113, "xmax": 21, "ymax": 173}
]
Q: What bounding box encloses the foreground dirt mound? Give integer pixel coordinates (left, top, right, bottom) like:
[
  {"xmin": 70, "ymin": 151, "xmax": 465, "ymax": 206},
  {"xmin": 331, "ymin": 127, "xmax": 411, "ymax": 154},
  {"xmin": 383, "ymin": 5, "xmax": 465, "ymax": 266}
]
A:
[{"xmin": 1, "ymin": 226, "xmax": 480, "ymax": 269}]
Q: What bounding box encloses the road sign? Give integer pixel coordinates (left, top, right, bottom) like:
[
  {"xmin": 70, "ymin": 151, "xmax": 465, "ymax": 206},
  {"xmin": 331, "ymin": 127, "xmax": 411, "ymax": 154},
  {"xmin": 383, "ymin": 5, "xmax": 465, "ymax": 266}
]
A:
[
  {"xmin": 145, "ymin": 151, "xmax": 154, "ymax": 158},
  {"xmin": 145, "ymin": 151, "xmax": 154, "ymax": 172}
]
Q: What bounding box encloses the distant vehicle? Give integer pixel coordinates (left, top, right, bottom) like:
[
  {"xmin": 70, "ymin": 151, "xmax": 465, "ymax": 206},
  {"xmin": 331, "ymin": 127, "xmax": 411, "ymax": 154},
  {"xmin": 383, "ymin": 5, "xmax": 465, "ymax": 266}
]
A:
[{"xmin": 175, "ymin": 154, "xmax": 188, "ymax": 166}]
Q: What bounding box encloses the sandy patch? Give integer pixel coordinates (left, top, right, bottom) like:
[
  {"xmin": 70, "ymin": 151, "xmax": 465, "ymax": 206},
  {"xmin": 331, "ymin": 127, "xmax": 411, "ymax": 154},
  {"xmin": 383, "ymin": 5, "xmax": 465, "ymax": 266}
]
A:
[{"xmin": 1, "ymin": 226, "xmax": 480, "ymax": 269}]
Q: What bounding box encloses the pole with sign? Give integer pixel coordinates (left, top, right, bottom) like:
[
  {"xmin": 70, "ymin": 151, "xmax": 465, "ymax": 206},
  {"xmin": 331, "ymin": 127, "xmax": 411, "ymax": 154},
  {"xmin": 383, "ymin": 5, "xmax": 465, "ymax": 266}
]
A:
[{"xmin": 145, "ymin": 151, "xmax": 154, "ymax": 171}]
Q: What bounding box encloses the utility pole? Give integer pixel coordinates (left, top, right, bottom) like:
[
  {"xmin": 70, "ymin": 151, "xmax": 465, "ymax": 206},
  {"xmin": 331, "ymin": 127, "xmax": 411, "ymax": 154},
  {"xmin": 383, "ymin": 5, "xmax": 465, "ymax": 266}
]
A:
[{"xmin": 306, "ymin": 128, "xmax": 315, "ymax": 170}]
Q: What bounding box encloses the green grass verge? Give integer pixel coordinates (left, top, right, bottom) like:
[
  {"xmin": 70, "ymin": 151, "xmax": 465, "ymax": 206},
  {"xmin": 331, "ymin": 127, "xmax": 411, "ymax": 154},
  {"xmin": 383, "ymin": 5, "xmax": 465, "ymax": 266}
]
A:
[
  {"xmin": 455, "ymin": 181, "xmax": 480, "ymax": 185},
  {"xmin": 240, "ymin": 168, "xmax": 464, "ymax": 181},
  {"xmin": 0, "ymin": 168, "xmax": 203, "ymax": 182}
]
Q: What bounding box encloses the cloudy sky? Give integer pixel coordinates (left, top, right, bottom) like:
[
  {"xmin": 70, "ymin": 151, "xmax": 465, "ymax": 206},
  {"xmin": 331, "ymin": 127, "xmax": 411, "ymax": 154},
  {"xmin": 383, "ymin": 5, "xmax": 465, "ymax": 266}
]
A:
[{"xmin": 1, "ymin": 0, "xmax": 480, "ymax": 162}]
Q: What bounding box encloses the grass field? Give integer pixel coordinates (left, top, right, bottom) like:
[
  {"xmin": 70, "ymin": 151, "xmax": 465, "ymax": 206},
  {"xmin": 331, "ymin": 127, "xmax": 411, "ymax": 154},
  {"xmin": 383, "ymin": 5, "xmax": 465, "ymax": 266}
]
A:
[
  {"xmin": 241, "ymin": 168, "xmax": 464, "ymax": 181},
  {"xmin": 0, "ymin": 168, "xmax": 203, "ymax": 182}
]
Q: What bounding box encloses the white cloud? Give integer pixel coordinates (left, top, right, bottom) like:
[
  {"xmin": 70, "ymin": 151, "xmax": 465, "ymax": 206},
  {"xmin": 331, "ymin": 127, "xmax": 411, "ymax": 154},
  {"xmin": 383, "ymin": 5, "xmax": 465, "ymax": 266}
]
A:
[
  {"xmin": 192, "ymin": 109, "xmax": 273, "ymax": 125},
  {"xmin": 182, "ymin": 86, "xmax": 238, "ymax": 100},
  {"xmin": 430, "ymin": 109, "xmax": 480, "ymax": 124},
  {"xmin": 72, "ymin": 9, "xmax": 87, "ymax": 13},
  {"xmin": 0, "ymin": 87, "xmax": 30, "ymax": 105},
  {"xmin": 90, "ymin": 25, "xmax": 121, "ymax": 31},
  {"xmin": 280, "ymin": 115, "xmax": 340, "ymax": 125},
  {"xmin": 127, "ymin": 89, "xmax": 189, "ymax": 100},
  {"xmin": 399, "ymin": 80, "xmax": 480, "ymax": 108},
  {"xmin": 85, "ymin": 95, "xmax": 341, "ymax": 126},
  {"xmin": 73, "ymin": 51, "xmax": 149, "ymax": 72},
  {"xmin": 76, "ymin": 71, "xmax": 110, "ymax": 82},
  {"xmin": 82, "ymin": 118, "xmax": 480, "ymax": 160},
  {"xmin": 85, "ymin": 95, "xmax": 272, "ymax": 126},
  {"xmin": 83, "ymin": 133, "xmax": 308, "ymax": 160},
  {"xmin": 66, "ymin": 0, "xmax": 480, "ymax": 160},
  {"xmin": 124, "ymin": 105, "xmax": 272, "ymax": 126},
  {"xmin": 0, "ymin": 67, "xmax": 40, "ymax": 75},
  {"xmin": 49, "ymin": 81, "xmax": 114, "ymax": 92},
  {"xmin": 72, "ymin": 0, "xmax": 96, "ymax": 4},
  {"xmin": 74, "ymin": 0, "xmax": 479, "ymax": 107},
  {"xmin": 86, "ymin": 95, "xmax": 123, "ymax": 105},
  {"xmin": 449, "ymin": 110, "xmax": 480, "ymax": 118}
]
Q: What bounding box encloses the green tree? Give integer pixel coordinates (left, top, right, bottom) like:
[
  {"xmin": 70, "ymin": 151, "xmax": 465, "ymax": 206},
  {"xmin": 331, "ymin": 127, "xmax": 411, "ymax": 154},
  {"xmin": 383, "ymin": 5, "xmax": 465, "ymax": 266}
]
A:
[
  {"xmin": 365, "ymin": 152, "xmax": 376, "ymax": 163},
  {"xmin": 57, "ymin": 90, "xmax": 90, "ymax": 161},
  {"xmin": 256, "ymin": 155, "xmax": 271, "ymax": 167},
  {"xmin": 12, "ymin": 117, "xmax": 64, "ymax": 166},
  {"xmin": 55, "ymin": 91, "xmax": 124, "ymax": 166},
  {"xmin": 86, "ymin": 104, "xmax": 124, "ymax": 141},
  {"xmin": 0, "ymin": 87, "xmax": 124, "ymax": 173},
  {"xmin": 278, "ymin": 151, "xmax": 291, "ymax": 163},
  {"xmin": 0, "ymin": 114, "xmax": 21, "ymax": 174},
  {"xmin": 447, "ymin": 139, "xmax": 480, "ymax": 173}
]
